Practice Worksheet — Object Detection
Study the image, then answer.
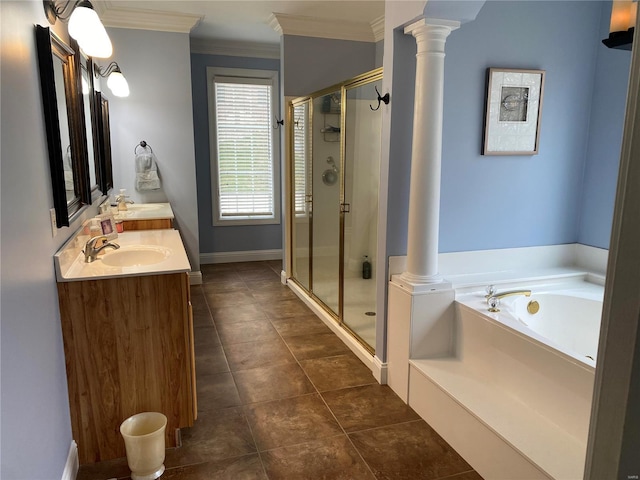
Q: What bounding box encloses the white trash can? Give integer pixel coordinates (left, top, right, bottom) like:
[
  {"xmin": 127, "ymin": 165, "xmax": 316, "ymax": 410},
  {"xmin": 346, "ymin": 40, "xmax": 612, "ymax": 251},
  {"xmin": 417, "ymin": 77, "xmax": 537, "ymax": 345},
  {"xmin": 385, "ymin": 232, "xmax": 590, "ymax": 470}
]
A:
[{"xmin": 120, "ymin": 412, "xmax": 167, "ymax": 480}]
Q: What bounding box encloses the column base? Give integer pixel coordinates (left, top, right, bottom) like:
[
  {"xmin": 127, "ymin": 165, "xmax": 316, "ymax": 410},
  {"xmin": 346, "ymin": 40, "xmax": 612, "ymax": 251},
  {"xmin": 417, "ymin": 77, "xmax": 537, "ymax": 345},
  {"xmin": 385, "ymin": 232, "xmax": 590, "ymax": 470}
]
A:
[{"xmin": 392, "ymin": 272, "xmax": 452, "ymax": 293}]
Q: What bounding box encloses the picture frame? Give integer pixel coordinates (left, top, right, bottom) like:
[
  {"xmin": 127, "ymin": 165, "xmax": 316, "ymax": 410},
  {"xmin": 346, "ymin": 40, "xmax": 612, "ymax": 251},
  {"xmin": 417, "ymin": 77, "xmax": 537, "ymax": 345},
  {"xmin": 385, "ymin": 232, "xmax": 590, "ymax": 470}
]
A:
[
  {"xmin": 482, "ymin": 68, "xmax": 545, "ymax": 155},
  {"xmin": 97, "ymin": 213, "xmax": 118, "ymax": 241}
]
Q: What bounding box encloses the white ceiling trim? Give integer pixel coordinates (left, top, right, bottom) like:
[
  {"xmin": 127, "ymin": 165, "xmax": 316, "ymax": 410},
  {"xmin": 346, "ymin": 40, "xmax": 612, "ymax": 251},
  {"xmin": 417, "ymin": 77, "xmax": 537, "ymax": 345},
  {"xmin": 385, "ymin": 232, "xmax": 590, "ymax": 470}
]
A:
[
  {"xmin": 190, "ymin": 38, "xmax": 280, "ymax": 60},
  {"xmin": 370, "ymin": 15, "xmax": 385, "ymax": 42},
  {"xmin": 95, "ymin": 1, "xmax": 202, "ymax": 33},
  {"xmin": 268, "ymin": 13, "xmax": 380, "ymax": 43}
]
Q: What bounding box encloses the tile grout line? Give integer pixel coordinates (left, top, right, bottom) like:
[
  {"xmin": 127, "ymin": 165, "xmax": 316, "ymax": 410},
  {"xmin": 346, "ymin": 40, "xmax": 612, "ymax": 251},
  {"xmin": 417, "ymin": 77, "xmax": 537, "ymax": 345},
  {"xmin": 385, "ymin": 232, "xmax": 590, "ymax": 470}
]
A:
[
  {"xmin": 262, "ymin": 298, "xmax": 379, "ymax": 479},
  {"xmin": 200, "ymin": 265, "xmax": 394, "ymax": 479},
  {"xmin": 203, "ymin": 264, "xmax": 272, "ymax": 479}
]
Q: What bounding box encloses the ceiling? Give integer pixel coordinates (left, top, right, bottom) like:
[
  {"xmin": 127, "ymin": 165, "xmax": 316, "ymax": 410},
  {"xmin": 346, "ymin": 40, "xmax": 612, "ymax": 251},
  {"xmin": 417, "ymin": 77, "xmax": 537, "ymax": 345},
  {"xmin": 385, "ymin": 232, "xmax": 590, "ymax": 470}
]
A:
[{"xmin": 96, "ymin": 1, "xmax": 386, "ymax": 46}]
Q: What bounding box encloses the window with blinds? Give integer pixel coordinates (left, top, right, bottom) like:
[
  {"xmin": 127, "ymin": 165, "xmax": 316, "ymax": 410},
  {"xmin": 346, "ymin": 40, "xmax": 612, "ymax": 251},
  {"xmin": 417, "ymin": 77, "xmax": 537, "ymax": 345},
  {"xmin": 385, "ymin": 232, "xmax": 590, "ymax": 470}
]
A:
[
  {"xmin": 293, "ymin": 104, "xmax": 309, "ymax": 216},
  {"xmin": 208, "ymin": 68, "xmax": 280, "ymax": 225}
]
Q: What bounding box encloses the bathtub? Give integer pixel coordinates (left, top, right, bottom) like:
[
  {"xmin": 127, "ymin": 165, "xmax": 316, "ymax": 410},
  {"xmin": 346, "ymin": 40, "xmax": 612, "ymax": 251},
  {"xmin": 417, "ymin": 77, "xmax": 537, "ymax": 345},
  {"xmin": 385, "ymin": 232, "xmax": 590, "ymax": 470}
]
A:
[
  {"xmin": 408, "ymin": 277, "xmax": 603, "ymax": 479},
  {"xmin": 460, "ymin": 279, "xmax": 604, "ymax": 368}
]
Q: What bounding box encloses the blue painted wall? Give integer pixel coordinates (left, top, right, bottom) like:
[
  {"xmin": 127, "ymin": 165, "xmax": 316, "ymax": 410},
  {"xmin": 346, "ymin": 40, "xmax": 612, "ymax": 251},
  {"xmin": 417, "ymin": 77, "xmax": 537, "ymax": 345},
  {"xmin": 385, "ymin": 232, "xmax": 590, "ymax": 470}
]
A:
[
  {"xmin": 386, "ymin": 1, "xmax": 620, "ymax": 256},
  {"xmin": 191, "ymin": 53, "xmax": 283, "ymax": 254},
  {"xmin": 282, "ymin": 35, "xmax": 376, "ymax": 96},
  {"xmin": 578, "ymin": 2, "xmax": 632, "ymax": 249},
  {"xmin": 385, "ymin": 27, "xmax": 417, "ymax": 256},
  {"xmin": 439, "ymin": 1, "xmax": 602, "ymax": 252},
  {"xmin": 192, "ymin": 37, "xmax": 376, "ymax": 255},
  {"xmin": 375, "ymin": 39, "xmax": 384, "ymax": 68}
]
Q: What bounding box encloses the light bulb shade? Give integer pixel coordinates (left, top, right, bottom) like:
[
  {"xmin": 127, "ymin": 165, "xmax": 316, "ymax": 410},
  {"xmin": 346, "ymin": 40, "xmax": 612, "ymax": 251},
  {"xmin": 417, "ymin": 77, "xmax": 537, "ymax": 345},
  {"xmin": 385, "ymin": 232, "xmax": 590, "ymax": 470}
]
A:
[
  {"xmin": 68, "ymin": 5, "xmax": 113, "ymax": 58},
  {"xmin": 107, "ymin": 71, "xmax": 130, "ymax": 97},
  {"xmin": 609, "ymin": 0, "xmax": 637, "ymax": 33}
]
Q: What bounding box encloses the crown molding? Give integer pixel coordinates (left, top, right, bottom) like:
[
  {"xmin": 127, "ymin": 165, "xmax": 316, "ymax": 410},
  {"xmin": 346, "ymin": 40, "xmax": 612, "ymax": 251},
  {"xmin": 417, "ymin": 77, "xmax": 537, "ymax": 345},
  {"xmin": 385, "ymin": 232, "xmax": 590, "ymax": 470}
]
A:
[
  {"xmin": 268, "ymin": 12, "xmax": 380, "ymax": 43},
  {"xmin": 370, "ymin": 15, "xmax": 385, "ymax": 42},
  {"xmin": 94, "ymin": 1, "xmax": 202, "ymax": 33},
  {"xmin": 190, "ymin": 38, "xmax": 280, "ymax": 59}
]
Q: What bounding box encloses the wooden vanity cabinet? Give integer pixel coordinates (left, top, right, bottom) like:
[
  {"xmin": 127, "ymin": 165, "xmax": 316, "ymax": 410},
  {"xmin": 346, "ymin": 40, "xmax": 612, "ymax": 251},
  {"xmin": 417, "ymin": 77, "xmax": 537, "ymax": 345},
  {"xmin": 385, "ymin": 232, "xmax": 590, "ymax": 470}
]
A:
[
  {"xmin": 121, "ymin": 218, "xmax": 173, "ymax": 231},
  {"xmin": 57, "ymin": 272, "xmax": 196, "ymax": 464}
]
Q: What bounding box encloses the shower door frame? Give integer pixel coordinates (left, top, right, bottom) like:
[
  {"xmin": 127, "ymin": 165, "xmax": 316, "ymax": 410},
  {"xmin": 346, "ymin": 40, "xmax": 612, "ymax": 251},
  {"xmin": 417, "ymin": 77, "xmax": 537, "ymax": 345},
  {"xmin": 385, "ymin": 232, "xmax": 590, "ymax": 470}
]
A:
[
  {"xmin": 289, "ymin": 96, "xmax": 313, "ymax": 293},
  {"xmin": 287, "ymin": 67, "xmax": 384, "ymax": 355},
  {"xmin": 338, "ymin": 68, "xmax": 383, "ymax": 354}
]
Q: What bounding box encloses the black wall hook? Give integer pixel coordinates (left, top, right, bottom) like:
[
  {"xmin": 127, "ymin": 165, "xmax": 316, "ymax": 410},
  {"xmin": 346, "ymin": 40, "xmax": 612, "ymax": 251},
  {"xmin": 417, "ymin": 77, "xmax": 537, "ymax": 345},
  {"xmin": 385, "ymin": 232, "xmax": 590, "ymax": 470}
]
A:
[
  {"xmin": 273, "ymin": 117, "xmax": 284, "ymax": 129},
  {"xmin": 370, "ymin": 86, "xmax": 390, "ymax": 111}
]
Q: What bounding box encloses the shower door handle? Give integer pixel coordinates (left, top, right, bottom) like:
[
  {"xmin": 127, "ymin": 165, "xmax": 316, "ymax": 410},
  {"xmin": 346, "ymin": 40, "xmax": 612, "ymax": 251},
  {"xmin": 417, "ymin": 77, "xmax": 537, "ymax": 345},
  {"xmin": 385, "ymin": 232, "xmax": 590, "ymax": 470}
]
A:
[{"xmin": 340, "ymin": 203, "xmax": 351, "ymax": 213}]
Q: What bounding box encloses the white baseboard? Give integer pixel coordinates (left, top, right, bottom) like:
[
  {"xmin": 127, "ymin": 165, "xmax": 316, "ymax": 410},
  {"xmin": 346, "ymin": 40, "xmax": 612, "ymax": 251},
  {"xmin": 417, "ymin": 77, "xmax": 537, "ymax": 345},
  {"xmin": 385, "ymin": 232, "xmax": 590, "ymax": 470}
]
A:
[
  {"xmin": 200, "ymin": 249, "xmax": 282, "ymax": 264},
  {"xmin": 373, "ymin": 355, "xmax": 388, "ymax": 384},
  {"xmin": 280, "ymin": 270, "xmax": 288, "ymax": 285},
  {"xmin": 189, "ymin": 270, "xmax": 202, "ymax": 285},
  {"xmin": 61, "ymin": 441, "xmax": 78, "ymax": 480}
]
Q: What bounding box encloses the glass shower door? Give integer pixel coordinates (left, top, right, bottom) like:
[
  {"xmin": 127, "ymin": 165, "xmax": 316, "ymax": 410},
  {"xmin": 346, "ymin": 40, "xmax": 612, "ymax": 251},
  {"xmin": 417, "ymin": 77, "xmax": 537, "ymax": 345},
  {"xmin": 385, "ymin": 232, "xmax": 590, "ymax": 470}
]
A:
[
  {"xmin": 291, "ymin": 100, "xmax": 311, "ymax": 291},
  {"xmin": 310, "ymin": 91, "xmax": 341, "ymax": 315},
  {"xmin": 341, "ymin": 75, "xmax": 382, "ymax": 350}
]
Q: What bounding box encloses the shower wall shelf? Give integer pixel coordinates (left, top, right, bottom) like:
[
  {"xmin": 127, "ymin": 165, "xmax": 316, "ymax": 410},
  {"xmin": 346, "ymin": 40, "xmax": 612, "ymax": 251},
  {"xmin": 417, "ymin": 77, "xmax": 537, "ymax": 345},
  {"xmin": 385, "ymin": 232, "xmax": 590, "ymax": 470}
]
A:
[{"xmin": 321, "ymin": 112, "xmax": 341, "ymax": 142}]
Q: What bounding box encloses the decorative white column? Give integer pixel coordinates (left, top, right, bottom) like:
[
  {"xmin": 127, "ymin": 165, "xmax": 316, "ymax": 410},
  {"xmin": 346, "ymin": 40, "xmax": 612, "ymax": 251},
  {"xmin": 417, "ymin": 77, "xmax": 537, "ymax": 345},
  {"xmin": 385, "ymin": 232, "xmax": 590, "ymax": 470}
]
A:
[{"xmin": 398, "ymin": 18, "xmax": 460, "ymax": 289}]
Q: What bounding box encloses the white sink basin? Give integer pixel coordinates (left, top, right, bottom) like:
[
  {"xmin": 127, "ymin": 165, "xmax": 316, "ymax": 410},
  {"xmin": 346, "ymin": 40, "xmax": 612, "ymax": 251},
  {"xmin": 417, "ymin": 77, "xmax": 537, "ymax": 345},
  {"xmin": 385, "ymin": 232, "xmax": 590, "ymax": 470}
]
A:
[
  {"xmin": 126, "ymin": 204, "xmax": 163, "ymax": 211},
  {"xmin": 101, "ymin": 246, "xmax": 172, "ymax": 267},
  {"xmin": 54, "ymin": 230, "xmax": 191, "ymax": 282}
]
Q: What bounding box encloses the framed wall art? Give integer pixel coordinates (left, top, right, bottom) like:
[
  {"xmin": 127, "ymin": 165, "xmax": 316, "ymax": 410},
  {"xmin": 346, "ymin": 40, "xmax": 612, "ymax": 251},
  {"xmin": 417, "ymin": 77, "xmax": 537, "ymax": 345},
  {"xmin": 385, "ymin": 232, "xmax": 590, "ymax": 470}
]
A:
[{"xmin": 482, "ymin": 68, "xmax": 545, "ymax": 155}]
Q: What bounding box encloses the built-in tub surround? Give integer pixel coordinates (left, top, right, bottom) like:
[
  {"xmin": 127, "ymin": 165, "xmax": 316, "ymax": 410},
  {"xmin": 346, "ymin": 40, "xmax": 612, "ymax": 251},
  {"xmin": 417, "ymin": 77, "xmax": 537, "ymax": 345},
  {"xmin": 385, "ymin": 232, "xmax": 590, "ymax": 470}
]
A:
[
  {"xmin": 411, "ymin": 277, "xmax": 602, "ymax": 479},
  {"xmin": 386, "ymin": 244, "xmax": 608, "ymax": 479}
]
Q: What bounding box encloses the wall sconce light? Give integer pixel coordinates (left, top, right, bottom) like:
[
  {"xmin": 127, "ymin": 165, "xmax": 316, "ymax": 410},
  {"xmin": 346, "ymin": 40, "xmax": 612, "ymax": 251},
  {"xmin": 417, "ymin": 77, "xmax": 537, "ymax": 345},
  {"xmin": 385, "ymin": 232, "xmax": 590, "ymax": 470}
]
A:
[
  {"xmin": 602, "ymin": 0, "xmax": 637, "ymax": 50},
  {"xmin": 95, "ymin": 62, "xmax": 130, "ymax": 97},
  {"xmin": 43, "ymin": 0, "xmax": 113, "ymax": 58}
]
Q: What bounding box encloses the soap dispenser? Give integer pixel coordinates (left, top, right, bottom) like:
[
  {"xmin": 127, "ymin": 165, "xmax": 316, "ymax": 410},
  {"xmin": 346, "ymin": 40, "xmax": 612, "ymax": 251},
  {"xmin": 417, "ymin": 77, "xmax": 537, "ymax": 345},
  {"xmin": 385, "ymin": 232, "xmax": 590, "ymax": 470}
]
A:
[{"xmin": 116, "ymin": 189, "xmax": 129, "ymax": 211}]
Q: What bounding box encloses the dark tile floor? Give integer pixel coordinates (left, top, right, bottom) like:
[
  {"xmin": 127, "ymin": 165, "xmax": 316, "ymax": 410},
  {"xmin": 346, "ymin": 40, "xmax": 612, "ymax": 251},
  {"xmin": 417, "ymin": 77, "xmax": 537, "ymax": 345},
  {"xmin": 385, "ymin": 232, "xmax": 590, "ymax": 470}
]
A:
[{"xmin": 78, "ymin": 260, "xmax": 483, "ymax": 480}]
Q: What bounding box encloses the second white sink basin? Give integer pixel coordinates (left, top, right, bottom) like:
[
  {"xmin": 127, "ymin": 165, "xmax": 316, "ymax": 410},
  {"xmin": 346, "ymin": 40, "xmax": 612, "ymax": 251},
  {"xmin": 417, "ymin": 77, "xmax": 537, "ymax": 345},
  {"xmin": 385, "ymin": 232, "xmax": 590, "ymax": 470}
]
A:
[
  {"xmin": 101, "ymin": 245, "xmax": 172, "ymax": 267},
  {"xmin": 126, "ymin": 204, "xmax": 163, "ymax": 211}
]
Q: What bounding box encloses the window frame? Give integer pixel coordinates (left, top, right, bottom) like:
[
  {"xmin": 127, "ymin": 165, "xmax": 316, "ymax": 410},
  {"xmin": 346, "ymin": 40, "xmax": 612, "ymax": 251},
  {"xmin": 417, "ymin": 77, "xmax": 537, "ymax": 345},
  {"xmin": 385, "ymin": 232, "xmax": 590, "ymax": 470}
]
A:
[{"xmin": 207, "ymin": 66, "xmax": 281, "ymax": 226}]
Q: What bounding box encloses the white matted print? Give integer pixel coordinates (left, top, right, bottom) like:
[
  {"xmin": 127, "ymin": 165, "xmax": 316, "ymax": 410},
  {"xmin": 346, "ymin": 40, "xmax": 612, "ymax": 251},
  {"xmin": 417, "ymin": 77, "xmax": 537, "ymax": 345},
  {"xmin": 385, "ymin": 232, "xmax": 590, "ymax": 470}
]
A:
[{"xmin": 483, "ymin": 68, "xmax": 545, "ymax": 155}]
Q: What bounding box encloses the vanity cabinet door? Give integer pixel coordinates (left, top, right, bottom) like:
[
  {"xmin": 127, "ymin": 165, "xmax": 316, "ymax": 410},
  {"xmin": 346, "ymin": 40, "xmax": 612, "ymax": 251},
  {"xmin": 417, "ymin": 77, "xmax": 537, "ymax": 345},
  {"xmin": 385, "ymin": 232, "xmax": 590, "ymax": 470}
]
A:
[
  {"xmin": 122, "ymin": 218, "xmax": 173, "ymax": 231},
  {"xmin": 57, "ymin": 272, "xmax": 195, "ymax": 464}
]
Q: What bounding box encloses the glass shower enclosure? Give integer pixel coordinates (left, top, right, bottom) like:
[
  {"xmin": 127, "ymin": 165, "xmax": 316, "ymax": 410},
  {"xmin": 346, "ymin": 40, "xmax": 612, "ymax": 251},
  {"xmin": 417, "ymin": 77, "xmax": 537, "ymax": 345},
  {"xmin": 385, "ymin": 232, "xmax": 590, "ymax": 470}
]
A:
[{"xmin": 288, "ymin": 68, "xmax": 382, "ymax": 353}]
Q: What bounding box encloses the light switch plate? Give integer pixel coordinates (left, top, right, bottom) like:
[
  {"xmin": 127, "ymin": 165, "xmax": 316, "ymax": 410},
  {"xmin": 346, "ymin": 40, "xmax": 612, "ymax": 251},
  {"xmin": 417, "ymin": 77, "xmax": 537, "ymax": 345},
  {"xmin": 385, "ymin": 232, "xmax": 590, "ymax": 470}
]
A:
[{"xmin": 50, "ymin": 208, "xmax": 57, "ymax": 237}]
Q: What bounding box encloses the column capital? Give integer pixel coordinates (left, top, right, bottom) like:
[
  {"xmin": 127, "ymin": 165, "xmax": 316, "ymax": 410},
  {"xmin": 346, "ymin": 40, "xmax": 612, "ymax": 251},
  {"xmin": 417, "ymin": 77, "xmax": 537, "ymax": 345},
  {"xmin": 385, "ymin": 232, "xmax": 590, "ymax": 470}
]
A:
[
  {"xmin": 404, "ymin": 17, "xmax": 460, "ymax": 37},
  {"xmin": 404, "ymin": 18, "xmax": 460, "ymax": 55}
]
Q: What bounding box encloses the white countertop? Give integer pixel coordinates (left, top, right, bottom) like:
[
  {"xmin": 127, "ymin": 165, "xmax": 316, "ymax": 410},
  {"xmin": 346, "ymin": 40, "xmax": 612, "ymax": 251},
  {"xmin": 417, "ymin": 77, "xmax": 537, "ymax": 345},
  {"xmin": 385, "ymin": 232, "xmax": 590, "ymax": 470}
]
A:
[
  {"xmin": 55, "ymin": 229, "xmax": 191, "ymax": 282},
  {"xmin": 114, "ymin": 202, "xmax": 174, "ymax": 221}
]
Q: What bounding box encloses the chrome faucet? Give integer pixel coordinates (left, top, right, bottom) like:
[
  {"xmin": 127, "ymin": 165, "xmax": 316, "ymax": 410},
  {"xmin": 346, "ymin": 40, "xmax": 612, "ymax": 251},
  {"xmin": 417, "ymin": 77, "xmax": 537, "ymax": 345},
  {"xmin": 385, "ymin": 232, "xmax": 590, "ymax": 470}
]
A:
[
  {"xmin": 486, "ymin": 289, "xmax": 531, "ymax": 312},
  {"xmin": 84, "ymin": 236, "xmax": 120, "ymax": 263}
]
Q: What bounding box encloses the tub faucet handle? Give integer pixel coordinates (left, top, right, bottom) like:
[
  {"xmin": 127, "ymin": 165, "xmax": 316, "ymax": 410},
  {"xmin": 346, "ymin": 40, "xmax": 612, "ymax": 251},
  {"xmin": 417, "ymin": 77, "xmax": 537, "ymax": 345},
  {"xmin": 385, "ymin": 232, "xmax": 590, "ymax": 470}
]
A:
[
  {"xmin": 485, "ymin": 285, "xmax": 497, "ymax": 298},
  {"xmin": 488, "ymin": 296, "xmax": 500, "ymax": 312}
]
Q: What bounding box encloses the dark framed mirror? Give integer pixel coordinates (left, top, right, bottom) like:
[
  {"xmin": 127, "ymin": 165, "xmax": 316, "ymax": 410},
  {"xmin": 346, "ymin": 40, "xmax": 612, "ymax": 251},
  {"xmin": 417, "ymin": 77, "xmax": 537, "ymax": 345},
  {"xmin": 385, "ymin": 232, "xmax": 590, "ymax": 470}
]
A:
[
  {"xmin": 35, "ymin": 25, "xmax": 90, "ymax": 227},
  {"xmin": 78, "ymin": 51, "xmax": 103, "ymax": 198},
  {"xmin": 96, "ymin": 91, "xmax": 113, "ymax": 192}
]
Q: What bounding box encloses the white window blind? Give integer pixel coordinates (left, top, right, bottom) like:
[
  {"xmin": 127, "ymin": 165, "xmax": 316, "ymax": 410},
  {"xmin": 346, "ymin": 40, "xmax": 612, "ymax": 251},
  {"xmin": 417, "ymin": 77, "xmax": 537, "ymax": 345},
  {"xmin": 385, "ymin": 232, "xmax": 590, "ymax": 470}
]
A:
[
  {"xmin": 293, "ymin": 107, "xmax": 308, "ymax": 215},
  {"xmin": 214, "ymin": 76, "xmax": 274, "ymax": 219}
]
